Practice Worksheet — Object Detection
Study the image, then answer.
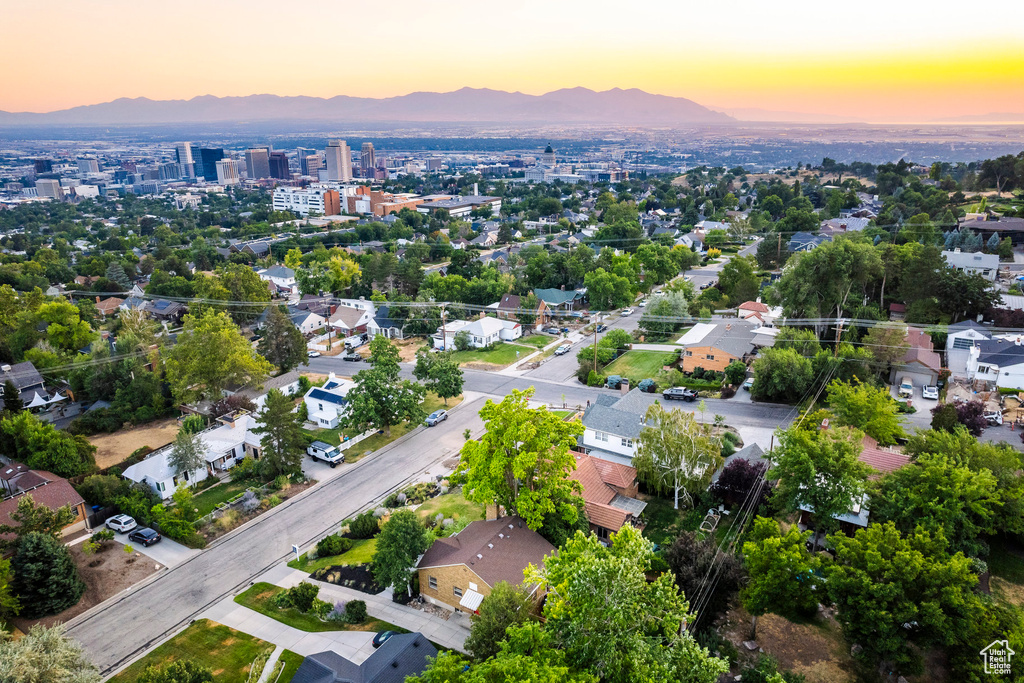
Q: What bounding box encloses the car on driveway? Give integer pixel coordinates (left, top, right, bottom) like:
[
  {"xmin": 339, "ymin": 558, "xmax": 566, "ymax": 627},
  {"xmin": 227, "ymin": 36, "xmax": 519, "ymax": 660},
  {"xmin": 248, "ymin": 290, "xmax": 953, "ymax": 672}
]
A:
[
  {"xmin": 373, "ymin": 630, "xmax": 396, "ymax": 648},
  {"xmin": 106, "ymin": 514, "xmax": 137, "ymax": 534},
  {"xmin": 922, "ymin": 385, "xmax": 939, "ymax": 400},
  {"xmin": 621, "ymin": 308, "xmax": 634, "ymax": 316},
  {"xmin": 425, "ymin": 409, "xmax": 448, "ymax": 426},
  {"xmin": 639, "ymin": 300, "xmax": 648, "ymax": 307},
  {"xmin": 662, "ymin": 387, "xmax": 698, "ymax": 401},
  {"xmin": 307, "ymin": 441, "xmax": 345, "ymax": 467},
  {"xmin": 307, "ymin": 350, "xmax": 321, "ymax": 358},
  {"xmin": 554, "ymin": 344, "xmax": 572, "ymax": 356},
  {"xmin": 742, "ymin": 377, "xmax": 754, "ymax": 391},
  {"xmin": 543, "ymin": 326, "xmax": 560, "ymax": 335},
  {"xmin": 128, "ymin": 527, "xmax": 161, "ymax": 547}
]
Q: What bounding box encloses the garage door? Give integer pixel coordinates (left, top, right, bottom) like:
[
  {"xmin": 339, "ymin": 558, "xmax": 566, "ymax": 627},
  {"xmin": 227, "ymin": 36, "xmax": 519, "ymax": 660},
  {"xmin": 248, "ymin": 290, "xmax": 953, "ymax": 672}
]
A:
[{"xmin": 897, "ymin": 372, "xmax": 935, "ymax": 390}]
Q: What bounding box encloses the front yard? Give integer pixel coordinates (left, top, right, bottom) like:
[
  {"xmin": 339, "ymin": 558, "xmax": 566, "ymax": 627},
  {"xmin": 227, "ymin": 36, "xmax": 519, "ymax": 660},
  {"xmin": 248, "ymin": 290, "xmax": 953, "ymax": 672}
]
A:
[
  {"xmin": 288, "ymin": 538, "xmax": 378, "ymax": 573},
  {"xmin": 450, "ymin": 341, "xmax": 533, "ymax": 368},
  {"xmin": 603, "ymin": 350, "xmax": 678, "ymax": 385},
  {"xmin": 234, "ymin": 582, "xmax": 403, "ymax": 634},
  {"xmin": 191, "ymin": 480, "xmax": 252, "ymax": 518},
  {"xmin": 111, "ymin": 619, "xmax": 273, "ymax": 683},
  {"xmin": 516, "ymin": 334, "xmax": 555, "ymax": 350},
  {"xmin": 414, "ymin": 490, "xmax": 484, "ymax": 525}
]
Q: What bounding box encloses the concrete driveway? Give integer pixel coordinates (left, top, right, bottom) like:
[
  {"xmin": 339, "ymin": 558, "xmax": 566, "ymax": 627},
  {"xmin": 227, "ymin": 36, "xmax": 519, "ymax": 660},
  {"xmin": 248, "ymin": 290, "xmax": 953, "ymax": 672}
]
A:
[{"xmin": 115, "ymin": 536, "xmax": 198, "ymax": 570}]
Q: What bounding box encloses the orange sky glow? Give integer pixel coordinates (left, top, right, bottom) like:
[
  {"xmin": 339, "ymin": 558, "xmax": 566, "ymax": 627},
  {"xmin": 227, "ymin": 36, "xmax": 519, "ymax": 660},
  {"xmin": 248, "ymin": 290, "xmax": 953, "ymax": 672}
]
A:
[{"xmin": 3, "ymin": 0, "xmax": 1024, "ymax": 123}]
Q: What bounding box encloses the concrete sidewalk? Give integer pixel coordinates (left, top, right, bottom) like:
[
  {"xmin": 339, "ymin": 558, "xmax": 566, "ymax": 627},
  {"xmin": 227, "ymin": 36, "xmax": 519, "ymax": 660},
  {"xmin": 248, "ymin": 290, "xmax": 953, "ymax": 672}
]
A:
[{"xmin": 275, "ymin": 568, "xmax": 470, "ymax": 652}]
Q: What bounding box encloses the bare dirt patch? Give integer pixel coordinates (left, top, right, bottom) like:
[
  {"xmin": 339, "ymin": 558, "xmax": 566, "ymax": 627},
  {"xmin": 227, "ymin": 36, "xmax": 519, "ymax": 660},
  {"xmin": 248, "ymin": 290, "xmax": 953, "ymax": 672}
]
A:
[
  {"xmin": 89, "ymin": 418, "xmax": 180, "ymax": 469},
  {"xmin": 13, "ymin": 541, "xmax": 159, "ymax": 631},
  {"xmin": 393, "ymin": 337, "xmax": 426, "ymax": 363}
]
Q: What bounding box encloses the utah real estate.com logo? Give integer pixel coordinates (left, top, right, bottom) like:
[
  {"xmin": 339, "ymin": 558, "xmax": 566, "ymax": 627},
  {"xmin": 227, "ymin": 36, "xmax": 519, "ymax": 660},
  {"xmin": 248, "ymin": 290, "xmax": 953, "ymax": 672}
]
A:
[{"xmin": 981, "ymin": 639, "xmax": 1015, "ymax": 675}]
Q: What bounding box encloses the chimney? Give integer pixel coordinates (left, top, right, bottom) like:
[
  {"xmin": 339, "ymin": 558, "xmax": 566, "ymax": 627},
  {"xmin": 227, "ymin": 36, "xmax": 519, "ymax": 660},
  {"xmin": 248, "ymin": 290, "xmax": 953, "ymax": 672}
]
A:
[
  {"xmin": 620, "ymin": 378, "xmax": 630, "ymax": 395},
  {"xmin": 95, "ymin": 296, "xmax": 100, "ymax": 303},
  {"xmin": 821, "ymin": 418, "xmax": 830, "ymax": 430}
]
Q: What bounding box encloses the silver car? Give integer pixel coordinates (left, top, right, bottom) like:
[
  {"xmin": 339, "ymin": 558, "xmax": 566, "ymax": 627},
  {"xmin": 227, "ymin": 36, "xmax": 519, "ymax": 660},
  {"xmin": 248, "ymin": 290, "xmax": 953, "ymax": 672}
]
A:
[{"xmin": 425, "ymin": 409, "xmax": 448, "ymax": 426}]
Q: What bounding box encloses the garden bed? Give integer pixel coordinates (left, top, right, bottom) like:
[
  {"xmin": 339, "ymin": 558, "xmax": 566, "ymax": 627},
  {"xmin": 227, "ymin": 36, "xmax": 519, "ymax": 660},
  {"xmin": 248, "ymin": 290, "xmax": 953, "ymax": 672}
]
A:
[
  {"xmin": 311, "ymin": 563, "xmax": 384, "ymax": 595},
  {"xmin": 200, "ymin": 479, "xmax": 315, "ymax": 542},
  {"xmin": 234, "ymin": 582, "xmax": 399, "ymax": 634}
]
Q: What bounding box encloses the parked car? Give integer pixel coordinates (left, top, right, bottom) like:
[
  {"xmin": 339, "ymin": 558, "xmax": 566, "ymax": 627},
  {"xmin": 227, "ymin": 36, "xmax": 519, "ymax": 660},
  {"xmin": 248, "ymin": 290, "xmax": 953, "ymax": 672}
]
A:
[
  {"xmin": 342, "ymin": 352, "xmax": 362, "ymax": 362},
  {"xmin": 637, "ymin": 378, "xmax": 656, "ymax": 393},
  {"xmin": 307, "ymin": 441, "xmax": 345, "ymax": 467},
  {"xmin": 898, "ymin": 377, "xmax": 914, "ymax": 398},
  {"xmin": 425, "ymin": 409, "xmax": 448, "ymax": 426},
  {"xmin": 922, "ymin": 385, "xmax": 939, "ymax": 400},
  {"xmin": 605, "ymin": 375, "xmax": 625, "ymax": 389},
  {"xmin": 985, "ymin": 411, "xmax": 1004, "ymax": 426},
  {"xmin": 543, "ymin": 326, "xmax": 560, "ymax": 335},
  {"xmin": 106, "ymin": 514, "xmax": 137, "ymax": 534},
  {"xmin": 561, "ymin": 326, "xmax": 570, "ymax": 334},
  {"xmin": 639, "ymin": 300, "xmax": 648, "ymax": 307},
  {"xmin": 742, "ymin": 377, "xmax": 754, "ymax": 391},
  {"xmin": 595, "ymin": 324, "xmax": 607, "ymax": 333},
  {"xmin": 621, "ymin": 308, "xmax": 634, "ymax": 316},
  {"xmin": 128, "ymin": 527, "xmax": 161, "ymax": 547},
  {"xmin": 554, "ymin": 344, "xmax": 572, "ymax": 356},
  {"xmin": 307, "ymin": 350, "xmax": 321, "ymax": 358},
  {"xmin": 373, "ymin": 631, "xmax": 396, "ymax": 648},
  {"xmin": 663, "ymin": 387, "xmax": 698, "ymax": 401}
]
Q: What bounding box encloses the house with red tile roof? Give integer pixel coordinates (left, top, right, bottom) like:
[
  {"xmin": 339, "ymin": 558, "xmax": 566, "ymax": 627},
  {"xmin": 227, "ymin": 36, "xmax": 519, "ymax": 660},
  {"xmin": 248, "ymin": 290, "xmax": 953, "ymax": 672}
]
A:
[{"xmin": 569, "ymin": 453, "xmax": 646, "ymax": 541}]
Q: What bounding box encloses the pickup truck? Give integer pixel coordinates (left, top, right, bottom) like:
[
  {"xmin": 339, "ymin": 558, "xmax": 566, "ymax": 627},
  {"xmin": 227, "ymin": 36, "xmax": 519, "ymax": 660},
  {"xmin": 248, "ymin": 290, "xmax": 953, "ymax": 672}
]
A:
[
  {"xmin": 307, "ymin": 440, "xmax": 345, "ymax": 468},
  {"xmin": 898, "ymin": 377, "xmax": 914, "ymax": 398}
]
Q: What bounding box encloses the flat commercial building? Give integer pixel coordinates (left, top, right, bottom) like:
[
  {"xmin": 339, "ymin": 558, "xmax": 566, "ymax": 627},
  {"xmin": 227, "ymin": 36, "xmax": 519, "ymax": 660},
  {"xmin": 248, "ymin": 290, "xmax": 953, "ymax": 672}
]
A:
[
  {"xmin": 345, "ymin": 186, "xmax": 421, "ymax": 217},
  {"xmin": 268, "ymin": 151, "xmax": 290, "ymax": 179},
  {"xmin": 35, "ymin": 178, "xmax": 64, "ymax": 199},
  {"xmin": 245, "ymin": 148, "xmax": 271, "ymax": 179},
  {"xmin": 77, "ymin": 157, "xmax": 99, "ymax": 174},
  {"xmin": 215, "ymin": 159, "xmax": 240, "ymax": 185},
  {"xmin": 272, "ymin": 186, "xmax": 341, "ymax": 216},
  {"xmin": 416, "ymin": 195, "xmax": 502, "ymax": 218}
]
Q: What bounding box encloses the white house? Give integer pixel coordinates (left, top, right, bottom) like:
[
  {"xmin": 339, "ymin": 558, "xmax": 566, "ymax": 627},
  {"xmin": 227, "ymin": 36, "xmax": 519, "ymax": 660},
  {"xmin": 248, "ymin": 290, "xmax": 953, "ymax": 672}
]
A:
[
  {"xmin": 303, "ymin": 373, "xmax": 355, "ymax": 429},
  {"xmin": 579, "ymin": 389, "xmax": 652, "ymax": 466},
  {"xmin": 497, "ymin": 318, "xmax": 522, "ymax": 342},
  {"xmin": 258, "ymin": 265, "xmax": 298, "ymax": 295},
  {"xmin": 291, "ymin": 309, "xmax": 326, "ymax": 335},
  {"xmin": 946, "ymin": 319, "xmax": 992, "ymax": 379},
  {"xmin": 942, "ymin": 249, "xmax": 999, "ymax": 281},
  {"xmin": 122, "ymin": 450, "xmax": 209, "ymax": 499},
  {"xmin": 431, "ymin": 317, "xmax": 505, "ymax": 350},
  {"xmin": 967, "ymin": 338, "xmax": 1024, "ymax": 390}
]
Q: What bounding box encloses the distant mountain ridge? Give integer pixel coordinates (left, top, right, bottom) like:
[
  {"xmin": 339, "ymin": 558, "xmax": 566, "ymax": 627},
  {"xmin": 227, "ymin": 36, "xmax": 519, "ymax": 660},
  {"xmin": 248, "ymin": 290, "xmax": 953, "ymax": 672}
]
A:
[{"xmin": 0, "ymin": 87, "xmax": 733, "ymax": 126}]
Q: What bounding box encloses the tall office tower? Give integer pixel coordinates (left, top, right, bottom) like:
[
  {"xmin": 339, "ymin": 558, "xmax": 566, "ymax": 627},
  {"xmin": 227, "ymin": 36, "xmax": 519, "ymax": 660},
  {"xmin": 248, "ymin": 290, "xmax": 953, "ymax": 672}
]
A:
[
  {"xmin": 268, "ymin": 151, "xmax": 290, "ymax": 179},
  {"xmin": 174, "ymin": 142, "xmax": 195, "ymax": 177},
  {"xmin": 215, "ymin": 159, "xmax": 240, "ymax": 185},
  {"xmin": 360, "ymin": 143, "xmax": 375, "ymax": 170},
  {"xmin": 159, "ymin": 162, "xmax": 182, "ymax": 181},
  {"xmin": 325, "ymin": 139, "xmax": 352, "ymax": 182},
  {"xmin": 245, "ymin": 148, "xmax": 271, "ymax": 179},
  {"xmin": 33, "ymin": 159, "xmax": 53, "ymax": 174},
  {"xmin": 302, "ymin": 154, "xmax": 322, "ymax": 177},
  {"xmin": 194, "ymin": 148, "xmax": 225, "ymax": 181},
  {"xmin": 35, "ymin": 178, "xmax": 64, "ymax": 199},
  {"xmin": 77, "ymin": 157, "xmax": 99, "ymax": 174},
  {"xmin": 296, "ymin": 147, "xmax": 316, "ymax": 173}
]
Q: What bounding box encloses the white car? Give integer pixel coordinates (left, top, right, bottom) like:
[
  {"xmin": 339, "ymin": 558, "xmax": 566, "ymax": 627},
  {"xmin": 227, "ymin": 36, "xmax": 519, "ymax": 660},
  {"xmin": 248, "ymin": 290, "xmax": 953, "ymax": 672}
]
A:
[
  {"xmin": 639, "ymin": 300, "xmax": 648, "ymax": 307},
  {"xmin": 621, "ymin": 308, "xmax": 634, "ymax": 316},
  {"xmin": 307, "ymin": 350, "xmax": 321, "ymax": 358},
  {"xmin": 554, "ymin": 344, "xmax": 572, "ymax": 356},
  {"xmin": 922, "ymin": 385, "xmax": 939, "ymax": 400},
  {"xmin": 106, "ymin": 514, "xmax": 137, "ymax": 534}
]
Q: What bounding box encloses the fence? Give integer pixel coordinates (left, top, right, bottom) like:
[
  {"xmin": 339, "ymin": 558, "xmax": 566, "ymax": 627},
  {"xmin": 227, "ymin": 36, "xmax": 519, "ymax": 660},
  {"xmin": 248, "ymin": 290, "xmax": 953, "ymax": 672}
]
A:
[{"xmin": 307, "ymin": 332, "xmax": 344, "ymax": 352}]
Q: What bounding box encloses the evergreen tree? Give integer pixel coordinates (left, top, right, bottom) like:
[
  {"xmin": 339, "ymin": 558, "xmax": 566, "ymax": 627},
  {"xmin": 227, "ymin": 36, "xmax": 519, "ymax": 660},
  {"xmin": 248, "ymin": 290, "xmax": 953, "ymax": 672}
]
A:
[
  {"xmin": 0, "ymin": 623, "xmax": 100, "ymax": 683},
  {"xmin": 168, "ymin": 428, "xmax": 206, "ymax": 478},
  {"xmin": 11, "ymin": 532, "xmax": 86, "ymax": 618},
  {"xmin": 986, "ymin": 231, "xmax": 1001, "ymax": 253},
  {"xmin": 257, "ymin": 305, "xmax": 308, "ymax": 373},
  {"xmin": 371, "ymin": 509, "xmax": 429, "ymax": 596},
  {"xmin": 252, "ymin": 389, "xmax": 305, "ymax": 479},
  {"xmin": 1, "ymin": 381, "xmax": 22, "ymax": 414},
  {"xmin": 105, "ymin": 262, "xmax": 132, "ymax": 290}
]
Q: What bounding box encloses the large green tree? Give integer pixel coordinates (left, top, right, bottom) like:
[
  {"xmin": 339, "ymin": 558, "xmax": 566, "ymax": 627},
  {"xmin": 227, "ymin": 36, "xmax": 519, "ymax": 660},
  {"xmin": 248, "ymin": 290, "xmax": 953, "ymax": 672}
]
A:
[
  {"xmin": 717, "ymin": 255, "xmax": 760, "ymax": 303},
  {"xmin": 413, "ymin": 349, "xmax": 463, "ymax": 406},
  {"xmin": 826, "ymin": 378, "xmax": 905, "ymax": 445},
  {"xmin": 346, "ymin": 335, "xmax": 426, "ymax": 437},
  {"xmin": 635, "ymin": 403, "xmax": 722, "ymax": 510},
  {"xmin": 11, "ymin": 532, "xmax": 86, "ymax": 618},
  {"xmin": 769, "ymin": 426, "xmax": 872, "ymax": 548},
  {"xmin": 252, "ymin": 389, "xmax": 306, "ymax": 479},
  {"xmin": 526, "ymin": 526, "xmax": 728, "ymax": 683},
  {"xmin": 464, "ymin": 581, "xmax": 534, "ymax": 661},
  {"xmin": 371, "ymin": 509, "xmax": 430, "ymax": 596},
  {"xmin": 165, "ymin": 309, "xmax": 273, "ymax": 405},
  {"xmin": 741, "ymin": 517, "xmax": 821, "ymax": 636},
  {"xmin": 774, "ymin": 238, "xmax": 882, "ymax": 327},
  {"xmin": 750, "ymin": 347, "xmax": 813, "ymax": 404},
  {"xmin": 453, "ymin": 388, "xmax": 583, "ymax": 531},
  {"xmin": 0, "ymin": 623, "xmax": 100, "ymax": 683},
  {"xmin": 168, "ymin": 428, "xmax": 206, "ymax": 479},
  {"xmin": 257, "ymin": 305, "xmax": 308, "ymax": 373}
]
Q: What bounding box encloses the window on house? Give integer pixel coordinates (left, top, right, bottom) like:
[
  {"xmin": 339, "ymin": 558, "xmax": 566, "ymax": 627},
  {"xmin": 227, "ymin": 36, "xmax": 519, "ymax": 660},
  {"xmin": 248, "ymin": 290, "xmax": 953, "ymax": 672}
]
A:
[
  {"xmin": 685, "ymin": 351, "xmax": 693, "ymax": 357},
  {"xmin": 157, "ymin": 482, "xmax": 166, "ymax": 492},
  {"xmin": 706, "ymin": 355, "xmax": 715, "ymax": 361},
  {"xmin": 595, "ymin": 431, "xmax": 608, "ymax": 443},
  {"xmin": 621, "ymin": 438, "xmax": 633, "ymax": 448},
  {"xmin": 453, "ymin": 586, "xmax": 463, "ymax": 597},
  {"xmin": 429, "ymin": 576, "xmax": 438, "ymax": 590}
]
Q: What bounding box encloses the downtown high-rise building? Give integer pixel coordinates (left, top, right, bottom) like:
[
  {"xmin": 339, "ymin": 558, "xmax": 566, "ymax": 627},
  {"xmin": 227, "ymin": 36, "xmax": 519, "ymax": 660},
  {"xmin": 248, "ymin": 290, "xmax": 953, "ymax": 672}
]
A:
[
  {"xmin": 77, "ymin": 157, "xmax": 99, "ymax": 174},
  {"xmin": 302, "ymin": 155, "xmax": 322, "ymax": 177},
  {"xmin": 268, "ymin": 151, "xmax": 290, "ymax": 179},
  {"xmin": 245, "ymin": 148, "xmax": 271, "ymax": 179},
  {"xmin": 194, "ymin": 148, "xmax": 225, "ymax": 181},
  {"xmin": 216, "ymin": 159, "xmax": 240, "ymax": 185},
  {"xmin": 360, "ymin": 142, "xmax": 375, "ymax": 170},
  {"xmin": 325, "ymin": 139, "xmax": 352, "ymax": 182},
  {"xmin": 35, "ymin": 178, "xmax": 64, "ymax": 199},
  {"xmin": 174, "ymin": 142, "xmax": 196, "ymax": 177}
]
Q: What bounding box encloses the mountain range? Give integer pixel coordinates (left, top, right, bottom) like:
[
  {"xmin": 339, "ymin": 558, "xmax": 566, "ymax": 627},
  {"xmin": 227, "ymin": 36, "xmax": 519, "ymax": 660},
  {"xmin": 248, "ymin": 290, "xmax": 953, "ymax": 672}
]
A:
[{"xmin": 0, "ymin": 87, "xmax": 734, "ymax": 126}]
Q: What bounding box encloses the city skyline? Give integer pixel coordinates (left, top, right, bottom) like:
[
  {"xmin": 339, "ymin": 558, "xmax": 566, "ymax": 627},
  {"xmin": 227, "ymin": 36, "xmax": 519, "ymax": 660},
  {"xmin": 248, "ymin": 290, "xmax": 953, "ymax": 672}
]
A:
[{"xmin": 2, "ymin": 0, "xmax": 1023, "ymax": 123}]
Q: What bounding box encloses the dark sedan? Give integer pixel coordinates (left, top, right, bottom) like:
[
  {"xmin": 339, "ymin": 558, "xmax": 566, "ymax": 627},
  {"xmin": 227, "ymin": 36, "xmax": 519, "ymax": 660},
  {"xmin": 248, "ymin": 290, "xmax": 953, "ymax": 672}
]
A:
[{"xmin": 128, "ymin": 527, "xmax": 162, "ymax": 547}]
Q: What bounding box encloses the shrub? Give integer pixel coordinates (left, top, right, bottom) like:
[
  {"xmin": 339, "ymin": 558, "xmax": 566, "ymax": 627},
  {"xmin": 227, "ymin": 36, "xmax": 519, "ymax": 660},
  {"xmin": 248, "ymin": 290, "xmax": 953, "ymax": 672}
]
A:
[
  {"xmin": 12, "ymin": 532, "xmax": 86, "ymax": 618},
  {"xmin": 77, "ymin": 474, "xmax": 133, "ymax": 507},
  {"xmin": 181, "ymin": 415, "xmax": 206, "ymax": 434},
  {"xmin": 348, "ymin": 511, "xmax": 379, "ymax": 539},
  {"xmin": 231, "ymin": 457, "xmax": 259, "ymax": 483},
  {"xmin": 586, "ymin": 370, "xmax": 605, "ymax": 387},
  {"xmin": 724, "ymin": 360, "xmax": 747, "ymax": 386},
  {"xmin": 316, "ymin": 534, "xmax": 353, "ymax": 557},
  {"xmin": 286, "ymin": 582, "xmax": 319, "ymax": 612},
  {"xmin": 327, "ymin": 600, "xmax": 348, "ymax": 622},
  {"xmin": 309, "ymin": 597, "xmax": 332, "ymax": 619},
  {"xmin": 263, "ymin": 495, "xmax": 282, "ymax": 508},
  {"xmin": 215, "ymin": 509, "xmax": 241, "ymax": 533},
  {"xmin": 345, "ymin": 599, "xmax": 367, "ymax": 624}
]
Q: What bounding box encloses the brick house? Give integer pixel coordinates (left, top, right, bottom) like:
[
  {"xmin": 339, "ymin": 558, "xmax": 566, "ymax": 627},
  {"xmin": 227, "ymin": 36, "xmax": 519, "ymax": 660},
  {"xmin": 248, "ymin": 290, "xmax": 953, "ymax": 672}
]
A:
[
  {"xmin": 0, "ymin": 466, "xmax": 89, "ymax": 544},
  {"xmin": 416, "ymin": 516, "xmax": 554, "ymax": 613},
  {"xmin": 677, "ymin": 322, "xmax": 773, "ymax": 373}
]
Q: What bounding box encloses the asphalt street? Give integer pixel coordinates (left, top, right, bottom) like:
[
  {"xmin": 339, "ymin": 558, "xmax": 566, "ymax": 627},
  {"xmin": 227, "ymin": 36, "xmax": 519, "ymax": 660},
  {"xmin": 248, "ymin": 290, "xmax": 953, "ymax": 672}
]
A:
[{"xmin": 66, "ymin": 395, "xmax": 487, "ymax": 677}]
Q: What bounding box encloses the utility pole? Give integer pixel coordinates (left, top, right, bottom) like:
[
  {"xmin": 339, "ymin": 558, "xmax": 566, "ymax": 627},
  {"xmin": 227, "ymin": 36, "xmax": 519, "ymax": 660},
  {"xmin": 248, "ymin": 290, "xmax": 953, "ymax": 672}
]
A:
[
  {"xmin": 593, "ymin": 313, "xmax": 601, "ymax": 376},
  {"xmin": 776, "ymin": 232, "xmax": 781, "ymax": 265},
  {"xmin": 834, "ymin": 318, "xmax": 845, "ymax": 356},
  {"xmin": 441, "ymin": 303, "xmax": 447, "ymax": 351}
]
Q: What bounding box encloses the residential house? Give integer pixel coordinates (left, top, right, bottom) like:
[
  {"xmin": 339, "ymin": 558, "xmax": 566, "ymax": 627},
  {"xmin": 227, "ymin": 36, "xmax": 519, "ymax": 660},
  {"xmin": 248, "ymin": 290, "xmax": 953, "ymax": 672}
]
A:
[
  {"xmin": 328, "ymin": 306, "xmax": 372, "ymax": 337},
  {"xmin": 291, "ymin": 309, "xmax": 327, "ymax": 335},
  {"xmin": 257, "ymin": 265, "xmax": 298, "ymax": 295},
  {"xmin": 366, "ymin": 305, "xmax": 404, "ymax": 339},
  {"xmin": 676, "ymin": 322, "xmax": 772, "ymax": 374},
  {"xmin": 533, "ymin": 287, "xmax": 585, "ymax": 313},
  {"xmin": 416, "ymin": 516, "xmax": 554, "ymax": 613},
  {"xmin": 820, "ymin": 217, "xmax": 871, "ymax": 233},
  {"xmin": 303, "ymin": 373, "xmax": 354, "ymax": 429},
  {"xmin": 291, "ymin": 634, "xmax": 437, "ymax": 683},
  {"xmin": 888, "ymin": 303, "xmax": 906, "ymax": 321},
  {"xmin": 678, "ymin": 233, "xmax": 705, "ymax": 253},
  {"xmin": 736, "ymin": 301, "xmax": 782, "ymax": 327},
  {"xmin": 569, "ymin": 453, "xmax": 646, "ymax": 541},
  {"xmin": 579, "ymin": 389, "xmax": 653, "ymax": 465},
  {"xmin": 230, "ymin": 370, "xmax": 303, "ymax": 410},
  {"xmin": 119, "ymin": 296, "xmax": 147, "ymax": 313},
  {"xmin": 431, "ymin": 318, "xmax": 505, "ymax": 350},
  {"xmin": 798, "ymin": 496, "xmax": 870, "ymax": 537},
  {"xmin": 0, "ymin": 466, "xmax": 90, "ymax": 541},
  {"xmin": 857, "ymin": 434, "xmax": 910, "ymax": 476},
  {"xmin": 967, "ymin": 338, "xmax": 1024, "ymax": 390},
  {"xmin": 95, "ymin": 296, "xmax": 125, "ymax": 318},
  {"xmin": 0, "ymin": 362, "xmax": 47, "ymax": 411},
  {"xmin": 146, "ymin": 299, "xmax": 186, "ymax": 323},
  {"xmin": 946, "ymin": 319, "xmax": 992, "ymax": 378},
  {"xmin": 788, "ymin": 232, "xmax": 831, "ymax": 253},
  {"xmin": 889, "ymin": 327, "xmax": 942, "ymax": 387},
  {"xmin": 942, "ymin": 249, "xmax": 999, "ymax": 281}
]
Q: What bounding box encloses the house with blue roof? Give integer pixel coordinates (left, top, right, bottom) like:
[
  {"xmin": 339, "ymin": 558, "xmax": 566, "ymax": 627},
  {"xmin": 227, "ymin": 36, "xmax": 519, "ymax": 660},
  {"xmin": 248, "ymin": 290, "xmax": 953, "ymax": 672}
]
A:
[{"xmin": 303, "ymin": 372, "xmax": 355, "ymax": 429}]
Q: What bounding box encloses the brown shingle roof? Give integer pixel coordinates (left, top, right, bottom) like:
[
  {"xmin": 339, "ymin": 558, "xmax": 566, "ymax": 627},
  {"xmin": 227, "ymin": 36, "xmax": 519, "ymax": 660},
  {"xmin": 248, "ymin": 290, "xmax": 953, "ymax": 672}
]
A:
[
  {"xmin": 0, "ymin": 470, "xmax": 84, "ymax": 539},
  {"xmin": 588, "ymin": 456, "xmax": 637, "ymax": 491},
  {"xmin": 902, "ymin": 327, "xmax": 942, "ymax": 373},
  {"xmin": 416, "ymin": 516, "xmax": 554, "ymax": 588}
]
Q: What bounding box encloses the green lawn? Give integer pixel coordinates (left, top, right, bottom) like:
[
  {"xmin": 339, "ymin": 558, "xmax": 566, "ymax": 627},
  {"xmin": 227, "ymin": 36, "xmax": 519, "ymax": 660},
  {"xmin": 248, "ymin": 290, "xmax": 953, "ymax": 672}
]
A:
[
  {"xmin": 234, "ymin": 583, "xmax": 403, "ymax": 634},
  {"xmin": 275, "ymin": 650, "xmax": 304, "ymax": 683},
  {"xmin": 640, "ymin": 495, "xmax": 688, "ymax": 547},
  {"xmin": 549, "ymin": 409, "xmax": 575, "ymax": 419},
  {"xmin": 516, "ymin": 335, "xmax": 554, "ymax": 350},
  {"xmin": 111, "ymin": 619, "xmax": 272, "ymax": 683},
  {"xmin": 191, "ymin": 480, "xmax": 252, "ymax": 518},
  {"xmin": 288, "ymin": 538, "xmax": 377, "ymax": 573},
  {"xmin": 415, "ymin": 491, "xmax": 485, "ymax": 524},
  {"xmin": 450, "ymin": 342, "xmax": 530, "ymax": 367},
  {"xmin": 603, "ymin": 351, "xmax": 679, "ymax": 385}
]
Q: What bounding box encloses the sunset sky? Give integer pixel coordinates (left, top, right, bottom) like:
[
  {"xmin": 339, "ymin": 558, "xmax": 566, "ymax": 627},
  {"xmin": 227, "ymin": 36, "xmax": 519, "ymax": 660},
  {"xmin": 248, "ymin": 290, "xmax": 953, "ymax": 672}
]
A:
[{"xmin": 4, "ymin": 0, "xmax": 1024, "ymax": 122}]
